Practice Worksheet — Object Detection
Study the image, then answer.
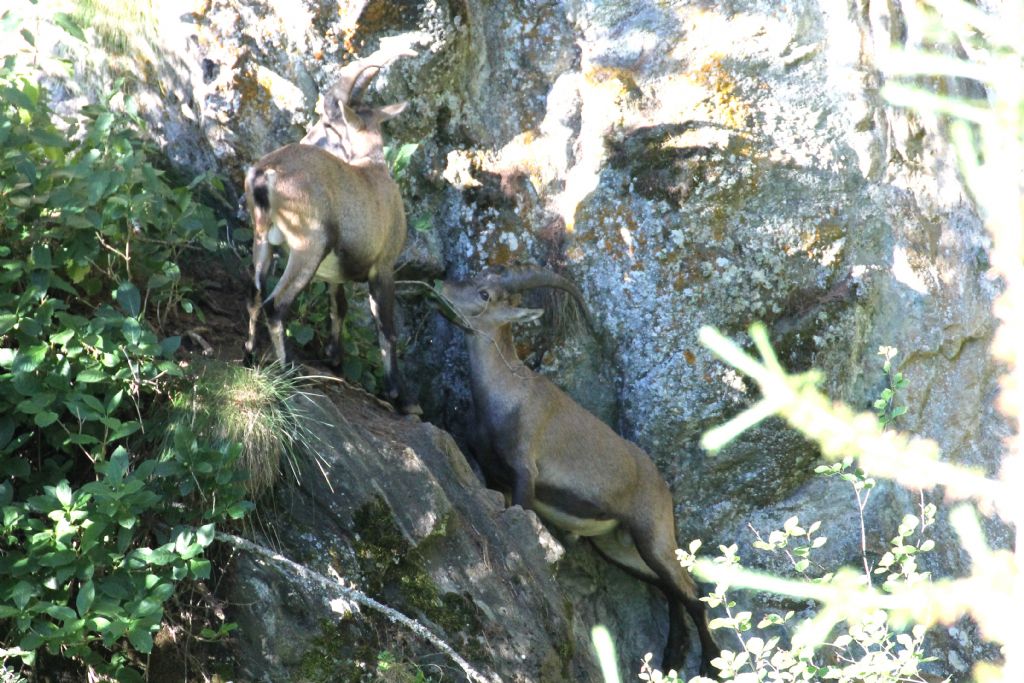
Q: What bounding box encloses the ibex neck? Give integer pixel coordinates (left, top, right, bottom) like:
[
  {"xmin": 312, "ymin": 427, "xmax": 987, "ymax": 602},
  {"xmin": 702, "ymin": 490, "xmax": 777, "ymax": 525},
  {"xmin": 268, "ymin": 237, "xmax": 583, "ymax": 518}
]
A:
[
  {"xmin": 466, "ymin": 326, "xmax": 528, "ymax": 395},
  {"xmin": 348, "ymin": 153, "xmax": 387, "ymax": 168}
]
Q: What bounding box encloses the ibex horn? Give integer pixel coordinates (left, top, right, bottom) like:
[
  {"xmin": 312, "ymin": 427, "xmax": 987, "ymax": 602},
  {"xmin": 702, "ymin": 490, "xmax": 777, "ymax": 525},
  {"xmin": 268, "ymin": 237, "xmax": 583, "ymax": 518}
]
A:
[
  {"xmin": 334, "ymin": 38, "xmax": 420, "ymax": 104},
  {"xmin": 488, "ymin": 265, "xmax": 594, "ymax": 327}
]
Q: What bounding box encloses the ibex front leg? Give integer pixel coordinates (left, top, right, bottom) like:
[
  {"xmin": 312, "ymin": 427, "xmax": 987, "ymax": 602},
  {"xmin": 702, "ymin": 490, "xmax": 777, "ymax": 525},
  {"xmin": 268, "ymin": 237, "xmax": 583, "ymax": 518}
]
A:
[{"xmin": 368, "ymin": 271, "xmax": 421, "ymax": 415}]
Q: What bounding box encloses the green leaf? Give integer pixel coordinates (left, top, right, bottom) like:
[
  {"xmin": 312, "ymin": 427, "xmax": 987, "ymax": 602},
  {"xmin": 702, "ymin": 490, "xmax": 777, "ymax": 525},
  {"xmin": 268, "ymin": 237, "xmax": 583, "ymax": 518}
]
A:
[
  {"xmin": 106, "ymin": 389, "xmax": 124, "ymax": 415},
  {"xmin": 196, "ymin": 523, "xmax": 216, "ymax": 547},
  {"xmin": 86, "ymin": 170, "xmax": 112, "ymax": 204},
  {"xmin": 39, "ymin": 549, "xmax": 76, "ymax": 567},
  {"xmin": 53, "ymin": 12, "xmax": 86, "ymax": 41},
  {"xmin": 189, "ymin": 558, "xmax": 211, "ymax": 580},
  {"xmin": 135, "ymin": 596, "xmax": 164, "ymax": 618},
  {"xmin": 50, "ymin": 327, "xmax": 76, "ymax": 345},
  {"xmin": 34, "ymin": 410, "xmax": 59, "ymax": 427},
  {"xmin": 11, "ymin": 580, "xmax": 35, "ymax": 609},
  {"xmin": 54, "ymin": 480, "xmax": 73, "ymax": 507},
  {"xmin": 0, "ymin": 416, "xmax": 15, "ymax": 451},
  {"xmin": 115, "ymin": 282, "xmax": 141, "ymax": 317},
  {"xmin": 31, "ymin": 243, "xmax": 52, "ymax": 268},
  {"xmin": 226, "ymin": 501, "xmax": 253, "ymax": 520},
  {"xmin": 45, "ymin": 604, "xmax": 78, "ymax": 622},
  {"xmin": 0, "ymin": 85, "xmax": 33, "ymax": 111},
  {"xmin": 343, "ymin": 357, "xmax": 363, "ymax": 382},
  {"xmin": 109, "ymin": 420, "xmax": 141, "ymax": 442},
  {"xmin": 75, "ymin": 368, "xmax": 108, "ymax": 384},
  {"xmin": 122, "ymin": 317, "xmax": 143, "ymax": 345},
  {"xmin": 159, "ymin": 336, "xmax": 181, "ymax": 357},
  {"xmin": 412, "ymin": 214, "xmax": 433, "ymax": 233},
  {"xmin": 127, "ymin": 623, "xmax": 154, "ymax": 653},
  {"xmin": 19, "ymin": 631, "xmax": 44, "ymax": 652},
  {"xmin": 150, "ymin": 582, "xmax": 175, "ymax": 602},
  {"xmin": 289, "ymin": 324, "xmax": 314, "ymax": 346},
  {"xmin": 12, "ymin": 344, "xmax": 47, "ymax": 373},
  {"xmin": 0, "ymin": 312, "xmax": 17, "ymax": 335}
]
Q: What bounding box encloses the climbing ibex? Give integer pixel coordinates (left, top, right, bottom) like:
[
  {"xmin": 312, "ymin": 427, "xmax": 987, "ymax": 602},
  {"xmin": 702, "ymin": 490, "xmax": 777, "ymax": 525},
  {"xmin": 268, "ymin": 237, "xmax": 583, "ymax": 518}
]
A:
[
  {"xmin": 440, "ymin": 265, "xmax": 719, "ymax": 675},
  {"xmin": 244, "ymin": 38, "xmax": 420, "ymax": 414}
]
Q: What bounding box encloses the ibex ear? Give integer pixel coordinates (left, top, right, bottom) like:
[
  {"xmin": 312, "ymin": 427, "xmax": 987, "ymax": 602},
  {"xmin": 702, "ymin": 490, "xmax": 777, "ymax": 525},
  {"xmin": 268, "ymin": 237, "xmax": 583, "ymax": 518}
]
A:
[
  {"xmin": 372, "ymin": 101, "xmax": 408, "ymax": 122},
  {"xmin": 495, "ymin": 307, "xmax": 544, "ymax": 325},
  {"xmin": 339, "ymin": 103, "xmax": 369, "ymax": 131}
]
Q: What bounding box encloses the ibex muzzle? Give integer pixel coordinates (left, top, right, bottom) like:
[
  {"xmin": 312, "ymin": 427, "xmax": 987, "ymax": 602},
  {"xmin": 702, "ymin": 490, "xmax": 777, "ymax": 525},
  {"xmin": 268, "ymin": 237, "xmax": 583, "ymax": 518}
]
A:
[
  {"xmin": 440, "ymin": 265, "xmax": 719, "ymax": 675},
  {"xmin": 243, "ymin": 38, "xmax": 421, "ymax": 415}
]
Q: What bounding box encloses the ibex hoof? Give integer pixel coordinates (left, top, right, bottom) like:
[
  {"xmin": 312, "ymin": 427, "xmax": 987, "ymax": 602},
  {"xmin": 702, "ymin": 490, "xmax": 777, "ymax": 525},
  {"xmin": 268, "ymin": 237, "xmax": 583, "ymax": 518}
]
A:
[
  {"xmin": 324, "ymin": 342, "xmax": 343, "ymax": 369},
  {"xmin": 397, "ymin": 398, "xmax": 423, "ymax": 416}
]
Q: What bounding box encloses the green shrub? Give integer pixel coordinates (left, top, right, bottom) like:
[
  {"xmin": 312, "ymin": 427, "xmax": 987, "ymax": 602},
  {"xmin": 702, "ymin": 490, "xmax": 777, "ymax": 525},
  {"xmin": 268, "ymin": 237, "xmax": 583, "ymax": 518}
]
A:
[
  {"xmin": 162, "ymin": 360, "xmax": 317, "ymax": 499},
  {"xmin": 0, "ymin": 15, "xmax": 249, "ymax": 679},
  {"xmin": 284, "ymin": 279, "xmax": 387, "ymax": 392}
]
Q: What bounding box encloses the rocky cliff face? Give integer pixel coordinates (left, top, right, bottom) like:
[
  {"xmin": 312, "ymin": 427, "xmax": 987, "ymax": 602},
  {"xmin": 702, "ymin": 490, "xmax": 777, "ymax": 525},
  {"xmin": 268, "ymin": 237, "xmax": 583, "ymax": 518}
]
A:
[
  {"xmin": 50, "ymin": 0, "xmax": 1006, "ymax": 679},
  {"xmin": 227, "ymin": 382, "xmax": 677, "ymax": 682}
]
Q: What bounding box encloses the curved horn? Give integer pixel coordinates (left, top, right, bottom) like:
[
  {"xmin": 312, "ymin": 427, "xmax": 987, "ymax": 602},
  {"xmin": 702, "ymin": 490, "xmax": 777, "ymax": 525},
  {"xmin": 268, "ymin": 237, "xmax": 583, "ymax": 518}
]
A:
[
  {"xmin": 489, "ymin": 264, "xmax": 596, "ymax": 334},
  {"xmin": 347, "ymin": 64, "xmax": 383, "ymax": 103},
  {"xmin": 330, "ymin": 36, "xmax": 420, "ymax": 105},
  {"xmin": 491, "ymin": 264, "xmax": 590, "ymax": 310}
]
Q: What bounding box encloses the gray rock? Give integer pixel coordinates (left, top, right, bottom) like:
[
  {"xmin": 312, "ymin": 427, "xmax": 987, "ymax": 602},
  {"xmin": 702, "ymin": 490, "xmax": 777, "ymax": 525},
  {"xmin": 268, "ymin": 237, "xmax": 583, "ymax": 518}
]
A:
[{"xmin": 228, "ymin": 384, "xmax": 675, "ymax": 681}]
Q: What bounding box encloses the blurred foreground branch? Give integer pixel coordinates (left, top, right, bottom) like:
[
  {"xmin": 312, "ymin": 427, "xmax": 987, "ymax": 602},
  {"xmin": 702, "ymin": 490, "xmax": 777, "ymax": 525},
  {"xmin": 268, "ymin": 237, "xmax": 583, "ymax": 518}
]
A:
[{"xmin": 692, "ymin": 4, "xmax": 1023, "ymax": 679}]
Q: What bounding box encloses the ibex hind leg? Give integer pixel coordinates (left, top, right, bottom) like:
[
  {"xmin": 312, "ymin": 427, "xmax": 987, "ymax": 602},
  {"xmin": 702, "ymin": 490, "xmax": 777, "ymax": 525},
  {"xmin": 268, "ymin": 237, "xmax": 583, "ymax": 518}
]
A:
[
  {"xmin": 263, "ymin": 240, "xmax": 329, "ymax": 366},
  {"xmin": 630, "ymin": 519, "xmax": 717, "ymax": 677},
  {"xmin": 324, "ymin": 281, "xmax": 348, "ymax": 369},
  {"xmin": 245, "ymin": 233, "xmax": 274, "ymax": 366}
]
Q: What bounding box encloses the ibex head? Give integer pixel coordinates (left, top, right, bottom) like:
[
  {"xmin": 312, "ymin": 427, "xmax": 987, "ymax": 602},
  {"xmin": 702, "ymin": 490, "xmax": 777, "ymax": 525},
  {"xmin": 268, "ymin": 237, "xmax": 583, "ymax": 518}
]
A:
[
  {"xmin": 441, "ymin": 265, "xmax": 590, "ymax": 334},
  {"xmin": 302, "ymin": 34, "xmax": 422, "ymax": 162}
]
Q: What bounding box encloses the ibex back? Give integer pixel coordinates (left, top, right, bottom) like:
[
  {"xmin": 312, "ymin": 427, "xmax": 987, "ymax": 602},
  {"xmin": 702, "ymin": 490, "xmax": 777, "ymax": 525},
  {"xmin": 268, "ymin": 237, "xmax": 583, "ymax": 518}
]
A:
[{"xmin": 244, "ymin": 39, "xmax": 420, "ymax": 414}]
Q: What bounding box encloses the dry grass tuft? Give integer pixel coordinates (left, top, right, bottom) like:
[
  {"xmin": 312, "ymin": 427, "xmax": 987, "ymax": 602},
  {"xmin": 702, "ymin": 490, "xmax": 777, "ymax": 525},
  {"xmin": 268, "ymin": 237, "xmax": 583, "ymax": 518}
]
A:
[{"xmin": 167, "ymin": 360, "xmax": 316, "ymax": 498}]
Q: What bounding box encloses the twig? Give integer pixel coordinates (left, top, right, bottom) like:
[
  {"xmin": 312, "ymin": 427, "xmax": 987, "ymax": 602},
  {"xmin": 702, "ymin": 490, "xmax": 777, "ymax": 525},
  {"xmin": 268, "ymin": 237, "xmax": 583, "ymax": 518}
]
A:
[
  {"xmin": 184, "ymin": 329, "xmax": 214, "ymax": 355},
  {"xmin": 215, "ymin": 531, "xmax": 501, "ymax": 683},
  {"xmin": 419, "ymin": 283, "xmax": 534, "ymax": 380}
]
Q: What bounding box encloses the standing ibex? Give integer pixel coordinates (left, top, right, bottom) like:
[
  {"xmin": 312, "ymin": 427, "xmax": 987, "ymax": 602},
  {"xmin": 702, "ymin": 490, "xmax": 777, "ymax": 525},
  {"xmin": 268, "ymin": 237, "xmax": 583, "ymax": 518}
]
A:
[
  {"xmin": 440, "ymin": 265, "xmax": 719, "ymax": 676},
  {"xmin": 244, "ymin": 39, "xmax": 421, "ymax": 414}
]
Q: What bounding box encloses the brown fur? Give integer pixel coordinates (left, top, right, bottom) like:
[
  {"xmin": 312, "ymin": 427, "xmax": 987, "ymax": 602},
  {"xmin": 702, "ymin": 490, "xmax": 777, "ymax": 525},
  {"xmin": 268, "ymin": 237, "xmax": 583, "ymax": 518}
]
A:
[
  {"xmin": 441, "ymin": 268, "xmax": 719, "ymax": 675},
  {"xmin": 243, "ymin": 46, "xmax": 420, "ymax": 414}
]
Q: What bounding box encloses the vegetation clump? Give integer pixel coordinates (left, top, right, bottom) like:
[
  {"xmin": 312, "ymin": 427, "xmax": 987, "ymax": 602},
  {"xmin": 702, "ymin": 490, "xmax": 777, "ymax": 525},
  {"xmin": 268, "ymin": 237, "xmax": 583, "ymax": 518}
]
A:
[
  {"xmin": 162, "ymin": 361, "xmax": 315, "ymax": 499},
  {"xmin": 0, "ymin": 12, "xmax": 254, "ymax": 680}
]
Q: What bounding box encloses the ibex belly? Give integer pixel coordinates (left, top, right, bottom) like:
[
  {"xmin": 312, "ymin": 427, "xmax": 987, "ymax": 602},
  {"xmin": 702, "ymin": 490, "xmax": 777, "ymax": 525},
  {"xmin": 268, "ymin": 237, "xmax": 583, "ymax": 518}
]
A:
[
  {"xmin": 314, "ymin": 252, "xmax": 345, "ymax": 283},
  {"xmin": 268, "ymin": 225, "xmax": 347, "ymax": 284},
  {"xmin": 532, "ymin": 499, "xmax": 618, "ymax": 537}
]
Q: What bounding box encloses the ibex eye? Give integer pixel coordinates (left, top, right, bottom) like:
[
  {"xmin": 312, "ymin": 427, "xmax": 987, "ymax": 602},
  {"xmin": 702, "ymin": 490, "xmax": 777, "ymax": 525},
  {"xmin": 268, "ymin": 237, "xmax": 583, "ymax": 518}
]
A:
[{"xmin": 479, "ymin": 290, "xmax": 490, "ymax": 301}]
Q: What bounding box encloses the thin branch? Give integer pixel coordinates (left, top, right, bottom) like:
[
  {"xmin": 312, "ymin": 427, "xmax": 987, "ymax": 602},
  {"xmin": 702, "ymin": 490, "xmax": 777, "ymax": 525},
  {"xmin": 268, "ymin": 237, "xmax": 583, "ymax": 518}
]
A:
[{"xmin": 215, "ymin": 531, "xmax": 502, "ymax": 683}]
